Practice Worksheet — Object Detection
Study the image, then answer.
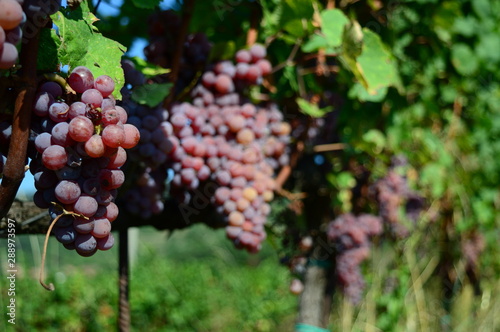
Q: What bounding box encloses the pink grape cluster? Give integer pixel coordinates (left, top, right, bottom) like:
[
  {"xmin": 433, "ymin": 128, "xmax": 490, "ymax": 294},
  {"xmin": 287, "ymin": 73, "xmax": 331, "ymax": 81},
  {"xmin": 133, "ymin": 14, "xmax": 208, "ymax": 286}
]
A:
[
  {"xmin": 327, "ymin": 213, "xmax": 382, "ymax": 303},
  {"xmin": 0, "ymin": 0, "xmax": 24, "ymax": 69},
  {"xmin": 160, "ymin": 46, "xmax": 289, "ymax": 252},
  {"xmin": 166, "ymin": 101, "xmax": 290, "ymax": 253},
  {"xmin": 30, "ymin": 66, "xmax": 140, "ymax": 257}
]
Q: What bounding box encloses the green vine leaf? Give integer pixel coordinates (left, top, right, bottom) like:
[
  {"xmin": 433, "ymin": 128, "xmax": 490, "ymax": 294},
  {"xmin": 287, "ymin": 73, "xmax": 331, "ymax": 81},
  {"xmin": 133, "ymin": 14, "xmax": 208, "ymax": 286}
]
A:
[
  {"xmin": 321, "ymin": 9, "xmax": 350, "ymax": 48},
  {"xmin": 296, "ymin": 98, "xmax": 333, "ymax": 118},
  {"xmin": 47, "ymin": 2, "xmax": 127, "ymax": 99},
  {"xmin": 127, "ymin": 57, "xmax": 170, "ymax": 77},
  {"xmin": 341, "ymin": 28, "xmax": 401, "ymax": 95},
  {"xmin": 131, "ymin": 83, "xmax": 173, "ymax": 107}
]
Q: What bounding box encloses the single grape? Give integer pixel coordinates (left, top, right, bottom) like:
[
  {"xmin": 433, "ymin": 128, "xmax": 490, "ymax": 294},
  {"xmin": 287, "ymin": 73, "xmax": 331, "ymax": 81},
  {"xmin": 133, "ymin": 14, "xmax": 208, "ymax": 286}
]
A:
[
  {"xmin": 51, "ymin": 122, "xmax": 74, "ymax": 147},
  {"xmin": 94, "ymin": 75, "xmax": 115, "ymax": 98},
  {"xmin": 101, "ymin": 109, "xmax": 120, "ymax": 125},
  {"xmin": 35, "ymin": 132, "xmax": 52, "ymax": 152},
  {"xmin": 81, "ymin": 89, "xmax": 103, "ymax": 108},
  {"xmin": 54, "ymin": 226, "xmax": 76, "ymax": 245},
  {"xmin": 0, "ymin": 43, "xmax": 18, "ymax": 69},
  {"xmin": 235, "ymin": 49, "xmax": 252, "ymax": 63},
  {"xmin": 73, "ymin": 195, "xmax": 98, "ymax": 217},
  {"xmin": 99, "ymin": 169, "xmax": 125, "ymax": 190},
  {"xmin": 74, "ymin": 233, "xmax": 97, "ymax": 256},
  {"xmin": 105, "ymin": 202, "xmax": 119, "ymax": 221},
  {"xmin": 42, "ymin": 145, "xmax": 68, "ymax": 170},
  {"xmin": 68, "ymin": 66, "xmax": 94, "ymax": 93},
  {"xmin": 91, "ymin": 218, "xmax": 111, "ymax": 238},
  {"xmin": 54, "ymin": 180, "xmax": 81, "ymax": 204},
  {"xmin": 106, "ymin": 147, "xmax": 127, "ymax": 169},
  {"xmin": 68, "ymin": 102, "xmax": 87, "ymax": 119},
  {"xmin": 84, "ymin": 134, "xmax": 105, "ymax": 158},
  {"xmin": 0, "ymin": 0, "xmax": 23, "ymax": 30},
  {"xmin": 40, "ymin": 81, "xmax": 63, "ymax": 98},
  {"xmin": 73, "ymin": 217, "xmax": 95, "ymax": 234},
  {"xmin": 214, "ymin": 74, "xmax": 234, "ymax": 94},
  {"xmin": 96, "ymin": 233, "xmax": 114, "ymax": 250},
  {"xmin": 68, "ymin": 116, "xmax": 94, "ymax": 142},
  {"xmin": 33, "ymin": 92, "xmax": 55, "ymax": 117},
  {"xmin": 48, "ymin": 102, "xmax": 70, "ymax": 123},
  {"xmin": 101, "ymin": 124, "xmax": 125, "ymax": 148},
  {"xmin": 249, "ymin": 44, "xmax": 266, "ymax": 61}
]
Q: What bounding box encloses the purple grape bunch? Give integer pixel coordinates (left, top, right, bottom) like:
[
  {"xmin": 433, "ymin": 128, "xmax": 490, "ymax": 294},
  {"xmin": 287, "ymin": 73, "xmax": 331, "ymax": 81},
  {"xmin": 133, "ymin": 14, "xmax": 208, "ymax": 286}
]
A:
[
  {"xmin": 327, "ymin": 213, "xmax": 382, "ymax": 303},
  {"xmin": 30, "ymin": 66, "xmax": 140, "ymax": 256}
]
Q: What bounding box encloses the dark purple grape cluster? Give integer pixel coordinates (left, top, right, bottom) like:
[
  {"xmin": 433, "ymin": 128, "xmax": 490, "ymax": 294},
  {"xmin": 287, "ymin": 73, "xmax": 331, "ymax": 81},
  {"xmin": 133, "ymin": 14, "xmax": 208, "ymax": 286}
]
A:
[
  {"xmin": 370, "ymin": 157, "xmax": 424, "ymax": 238},
  {"xmin": 119, "ymin": 61, "xmax": 172, "ymax": 219},
  {"xmin": 144, "ymin": 10, "xmax": 211, "ymax": 91},
  {"xmin": 29, "ymin": 66, "xmax": 140, "ymax": 256},
  {"xmin": 327, "ymin": 213, "xmax": 382, "ymax": 303}
]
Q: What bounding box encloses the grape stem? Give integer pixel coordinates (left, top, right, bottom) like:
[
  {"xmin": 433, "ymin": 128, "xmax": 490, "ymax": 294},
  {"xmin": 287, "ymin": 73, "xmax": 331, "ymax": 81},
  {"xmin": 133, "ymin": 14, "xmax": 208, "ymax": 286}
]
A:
[
  {"xmin": 39, "ymin": 205, "xmax": 88, "ymax": 291},
  {"xmin": 313, "ymin": 143, "xmax": 346, "ymax": 153},
  {"xmin": 246, "ymin": 3, "xmax": 261, "ymax": 47},
  {"xmin": 276, "ymin": 188, "xmax": 307, "ymax": 201},
  {"xmin": 271, "ymin": 39, "xmax": 302, "ymax": 74},
  {"xmin": 0, "ymin": 25, "xmax": 41, "ymax": 220},
  {"xmin": 44, "ymin": 73, "xmax": 77, "ymax": 95}
]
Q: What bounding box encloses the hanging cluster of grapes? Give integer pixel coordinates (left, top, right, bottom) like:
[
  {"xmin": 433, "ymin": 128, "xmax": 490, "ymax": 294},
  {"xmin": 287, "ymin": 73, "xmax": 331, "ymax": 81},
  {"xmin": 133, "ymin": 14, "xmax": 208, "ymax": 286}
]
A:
[
  {"xmin": 165, "ymin": 44, "xmax": 290, "ymax": 252},
  {"xmin": 119, "ymin": 60, "xmax": 172, "ymax": 219},
  {"xmin": 327, "ymin": 213, "xmax": 382, "ymax": 303},
  {"xmin": 370, "ymin": 156, "xmax": 424, "ymax": 238},
  {"xmin": 29, "ymin": 66, "xmax": 140, "ymax": 256}
]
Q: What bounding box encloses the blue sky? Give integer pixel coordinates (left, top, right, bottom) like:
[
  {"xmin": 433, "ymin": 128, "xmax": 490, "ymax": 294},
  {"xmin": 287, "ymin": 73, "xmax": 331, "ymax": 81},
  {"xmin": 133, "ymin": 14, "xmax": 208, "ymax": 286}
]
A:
[{"xmin": 17, "ymin": 0, "xmax": 175, "ymax": 198}]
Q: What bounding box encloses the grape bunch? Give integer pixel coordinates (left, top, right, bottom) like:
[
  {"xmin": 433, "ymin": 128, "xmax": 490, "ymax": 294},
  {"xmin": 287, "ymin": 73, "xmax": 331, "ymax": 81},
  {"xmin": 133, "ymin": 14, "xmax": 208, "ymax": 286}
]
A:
[
  {"xmin": 162, "ymin": 46, "xmax": 289, "ymax": 252},
  {"xmin": 0, "ymin": 0, "xmax": 24, "ymax": 69},
  {"xmin": 119, "ymin": 60, "xmax": 172, "ymax": 219},
  {"xmin": 370, "ymin": 156, "xmax": 424, "ymax": 238},
  {"xmin": 29, "ymin": 66, "xmax": 140, "ymax": 257},
  {"xmin": 327, "ymin": 213, "xmax": 382, "ymax": 303}
]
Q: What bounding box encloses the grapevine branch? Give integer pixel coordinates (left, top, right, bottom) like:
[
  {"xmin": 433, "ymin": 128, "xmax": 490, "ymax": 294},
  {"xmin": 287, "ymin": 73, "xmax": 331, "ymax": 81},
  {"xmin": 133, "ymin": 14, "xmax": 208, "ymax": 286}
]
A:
[
  {"xmin": 164, "ymin": 0, "xmax": 196, "ymax": 106},
  {"xmin": 0, "ymin": 27, "xmax": 40, "ymax": 220},
  {"xmin": 246, "ymin": 3, "xmax": 261, "ymax": 46}
]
